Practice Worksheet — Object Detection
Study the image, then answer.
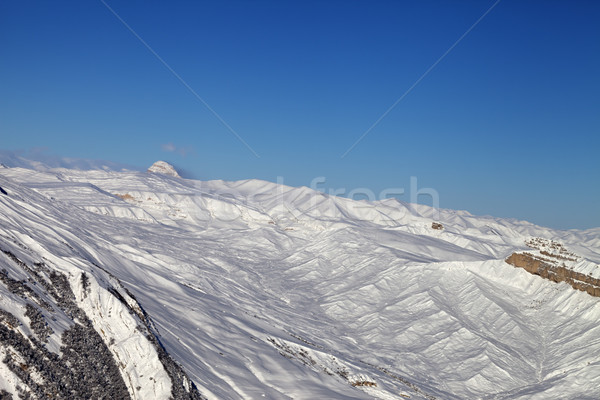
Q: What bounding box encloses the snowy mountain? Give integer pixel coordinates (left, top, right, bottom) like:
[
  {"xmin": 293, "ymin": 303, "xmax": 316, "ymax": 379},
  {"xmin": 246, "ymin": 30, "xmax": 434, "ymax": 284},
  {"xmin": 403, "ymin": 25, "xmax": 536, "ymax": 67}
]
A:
[
  {"xmin": 147, "ymin": 161, "xmax": 180, "ymax": 178},
  {"xmin": 0, "ymin": 162, "xmax": 599, "ymax": 399}
]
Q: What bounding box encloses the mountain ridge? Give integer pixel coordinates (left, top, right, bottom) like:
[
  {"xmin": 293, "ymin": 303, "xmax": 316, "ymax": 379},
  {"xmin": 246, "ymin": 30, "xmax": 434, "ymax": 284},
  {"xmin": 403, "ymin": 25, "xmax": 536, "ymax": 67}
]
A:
[{"xmin": 0, "ymin": 164, "xmax": 599, "ymax": 399}]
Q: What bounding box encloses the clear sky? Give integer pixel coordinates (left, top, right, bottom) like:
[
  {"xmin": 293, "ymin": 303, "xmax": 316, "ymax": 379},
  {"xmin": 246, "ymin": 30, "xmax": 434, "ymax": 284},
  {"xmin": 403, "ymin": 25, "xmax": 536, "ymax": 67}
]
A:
[{"xmin": 1, "ymin": 1, "xmax": 599, "ymax": 230}]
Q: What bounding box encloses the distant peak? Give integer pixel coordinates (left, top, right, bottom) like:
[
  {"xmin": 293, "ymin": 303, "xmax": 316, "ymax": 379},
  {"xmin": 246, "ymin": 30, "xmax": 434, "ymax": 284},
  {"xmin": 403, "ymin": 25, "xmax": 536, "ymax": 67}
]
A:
[{"xmin": 147, "ymin": 161, "xmax": 180, "ymax": 178}]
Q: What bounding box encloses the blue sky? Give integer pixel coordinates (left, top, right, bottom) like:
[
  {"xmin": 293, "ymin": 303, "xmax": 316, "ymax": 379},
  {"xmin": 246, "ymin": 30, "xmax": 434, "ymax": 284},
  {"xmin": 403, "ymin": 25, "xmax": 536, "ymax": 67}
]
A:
[{"xmin": 1, "ymin": 1, "xmax": 599, "ymax": 230}]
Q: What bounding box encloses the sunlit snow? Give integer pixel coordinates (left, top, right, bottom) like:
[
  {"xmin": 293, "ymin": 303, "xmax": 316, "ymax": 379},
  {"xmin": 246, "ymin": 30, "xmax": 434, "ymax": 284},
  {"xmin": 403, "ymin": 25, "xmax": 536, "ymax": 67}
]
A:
[{"xmin": 0, "ymin": 165, "xmax": 599, "ymax": 399}]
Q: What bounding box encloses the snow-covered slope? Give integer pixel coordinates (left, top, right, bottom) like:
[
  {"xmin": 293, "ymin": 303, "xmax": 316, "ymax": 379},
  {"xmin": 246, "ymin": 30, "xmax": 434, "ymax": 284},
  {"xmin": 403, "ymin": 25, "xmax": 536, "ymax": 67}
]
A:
[{"xmin": 0, "ymin": 165, "xmax": 599, "ymax": 399}]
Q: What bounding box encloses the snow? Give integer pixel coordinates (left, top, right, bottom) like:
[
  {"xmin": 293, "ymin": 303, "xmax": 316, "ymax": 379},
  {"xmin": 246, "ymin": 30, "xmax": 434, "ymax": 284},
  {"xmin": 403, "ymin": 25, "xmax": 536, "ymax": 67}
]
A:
[
  {"xmin": 0, "ymin": 164, "xmax": 599, "ymax": 399},
  {"xmin": 0, "ymin": 347, "xmax": 31, "ymax": 396},
  {"xmin": 148, "ymin": 161, "xmax": 180, "ymax": 178},
  {"xmin": 73, "ymin": 271, "xmax": 173, "ymax": 399}
]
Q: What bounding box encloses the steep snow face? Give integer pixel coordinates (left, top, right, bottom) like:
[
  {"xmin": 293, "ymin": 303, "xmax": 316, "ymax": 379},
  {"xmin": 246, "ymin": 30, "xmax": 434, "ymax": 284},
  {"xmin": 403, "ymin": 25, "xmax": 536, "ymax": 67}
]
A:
[
  {"xmin": 148, "ymin": 161, "xmax": 180, "ymax": 178},
  {"xmin": 0, "ymin": 173, "xmax": 204, "ymax": 399},
  {"xmin": 0, "ymin": 165, "xmax": 599, "ymax": 399}
]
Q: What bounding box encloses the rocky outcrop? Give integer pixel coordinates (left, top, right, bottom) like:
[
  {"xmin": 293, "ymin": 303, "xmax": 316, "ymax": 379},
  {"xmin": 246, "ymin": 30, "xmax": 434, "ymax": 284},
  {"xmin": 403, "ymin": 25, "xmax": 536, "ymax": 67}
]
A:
[
  {"xmin": 0, "ymin": 251, "xmax": 131, "ymax": 399},
  {"xmin": 0, "ymin": 247, "xmax": 205, "ymax": 399},
  {"xmin": 506, "ymin": 252, "xmax": 600, "ymax": 297}
]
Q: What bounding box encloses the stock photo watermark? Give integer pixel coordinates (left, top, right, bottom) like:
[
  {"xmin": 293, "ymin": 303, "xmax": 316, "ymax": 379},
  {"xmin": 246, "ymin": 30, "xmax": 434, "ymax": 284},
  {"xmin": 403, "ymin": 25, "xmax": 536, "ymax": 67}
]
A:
[{"xmin": 205, "ymin": 176, "xmax": 440, "ymax": 223}]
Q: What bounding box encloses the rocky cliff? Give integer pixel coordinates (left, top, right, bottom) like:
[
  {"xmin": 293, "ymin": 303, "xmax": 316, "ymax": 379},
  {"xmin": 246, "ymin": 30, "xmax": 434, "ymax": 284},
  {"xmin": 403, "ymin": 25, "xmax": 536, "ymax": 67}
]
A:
[{"xmin": 506, "ymin": 238, "xmax": 600, "ymax": 297}]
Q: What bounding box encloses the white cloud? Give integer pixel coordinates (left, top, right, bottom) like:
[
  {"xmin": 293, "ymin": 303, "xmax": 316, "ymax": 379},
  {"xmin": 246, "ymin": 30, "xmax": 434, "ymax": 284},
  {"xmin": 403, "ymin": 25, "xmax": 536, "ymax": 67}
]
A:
[
  {"xmin": 160, "ymin": 143, "xmax": 194, "ymax": 157},
  {"xmin": 161, "ymin": 143, "xmax": 176, "ymax": 152},
  {"xmin": 0, "ymin": 149, "xmax": 138, "ymax": 172}
]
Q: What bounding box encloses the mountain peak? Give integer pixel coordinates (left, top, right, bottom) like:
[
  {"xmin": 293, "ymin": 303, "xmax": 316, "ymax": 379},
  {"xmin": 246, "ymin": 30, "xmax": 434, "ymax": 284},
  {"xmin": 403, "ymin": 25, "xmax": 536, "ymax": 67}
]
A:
[{"xmin": 147, "ymin": 160, "xmax": 180, "ymax": 178}]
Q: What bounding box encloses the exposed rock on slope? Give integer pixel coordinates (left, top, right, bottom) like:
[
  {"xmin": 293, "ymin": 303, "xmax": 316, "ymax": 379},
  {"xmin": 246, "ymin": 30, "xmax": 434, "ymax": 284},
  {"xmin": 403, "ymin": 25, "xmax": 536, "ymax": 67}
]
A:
[
  {"xmin": 0, "ymin": 246, "xmax": 204, "ymax": 399},
  {"xmin": 506, "ymin": 238, "xmax": 600, "ymax": 297}
]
